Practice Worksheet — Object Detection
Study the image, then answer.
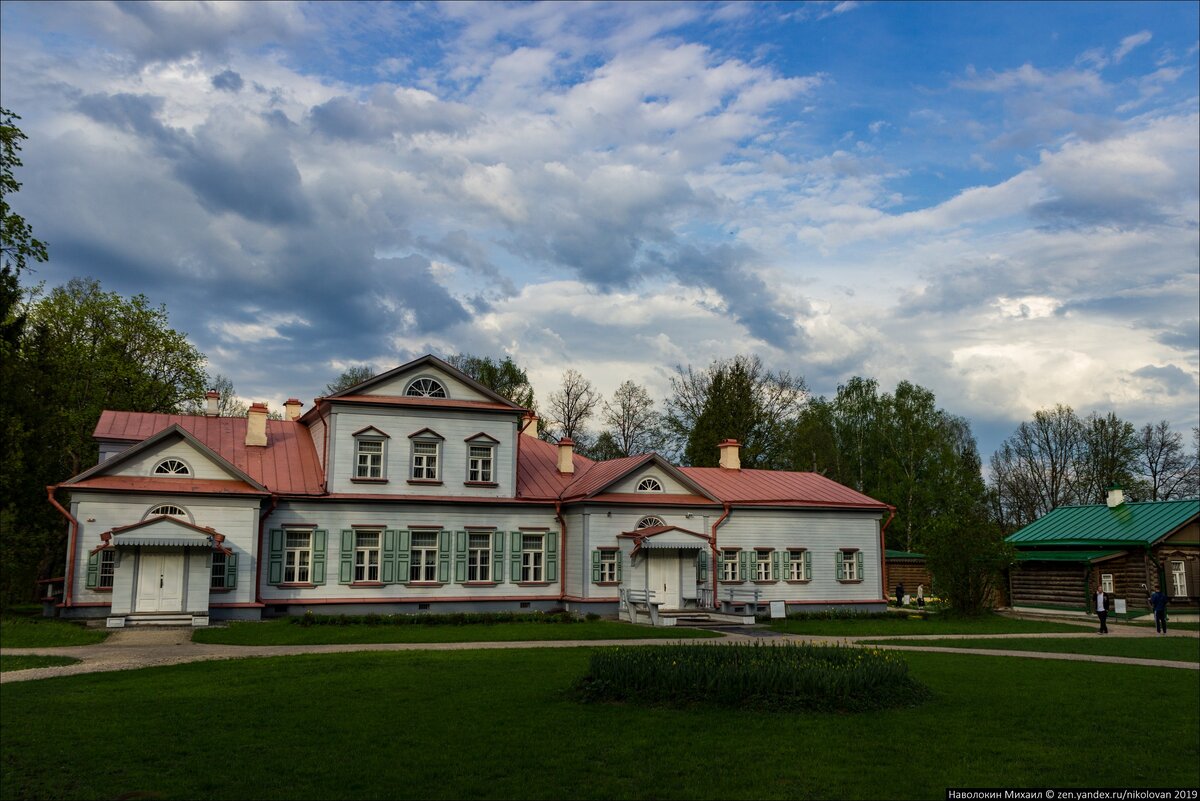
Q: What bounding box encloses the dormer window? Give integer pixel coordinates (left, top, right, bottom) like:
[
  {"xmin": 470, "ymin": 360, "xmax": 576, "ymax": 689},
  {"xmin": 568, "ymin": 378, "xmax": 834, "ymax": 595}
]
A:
[
  {"xmin": 352, "ymin": 427, "xmax": 389, "ymax": 482},
  {"xmin": 406, "ymin": 377, "xmax": 447, "ymax": 398},
  {"xmin": 636, "ymin": 477, "xmax": 664, "ymax": 493},
  {"xmin": 153, "ymin": 459, "xmax": 190, "ymax": 476},
  {"xmin": 636, "ymin": 516, "xmax": 666, "ymax": 529}
]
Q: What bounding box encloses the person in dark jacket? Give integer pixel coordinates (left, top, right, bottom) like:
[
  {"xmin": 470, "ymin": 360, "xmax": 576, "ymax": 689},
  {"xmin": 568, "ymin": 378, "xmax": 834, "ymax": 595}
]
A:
[
  {"xmin": 1094, "ymin": 584, "xmax": 1111, "ymax": 634},
  {"xmin": 896, "ymin": 582, "xmax": 905, "ymax": 607},
  {"xmin": 1147, "ymin": 587, "xmax": 1169, "ymax": 635}
]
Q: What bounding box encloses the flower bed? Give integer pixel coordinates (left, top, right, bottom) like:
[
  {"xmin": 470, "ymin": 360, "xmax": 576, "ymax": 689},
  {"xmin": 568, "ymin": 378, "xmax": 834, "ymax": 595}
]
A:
[
  {"xmin": 573, "ymin": 642, "xmax": 932, "ymax": 713},
  {"xmin": 292, "ymin": 610, "xmax": 595, "ymax": 627}
]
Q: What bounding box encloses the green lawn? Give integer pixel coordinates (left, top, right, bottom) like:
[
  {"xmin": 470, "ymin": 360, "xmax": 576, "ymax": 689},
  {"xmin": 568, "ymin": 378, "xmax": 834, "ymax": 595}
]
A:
[
  {"xmin": 768, "ymin": 612, "xmax": 1088, "ymax": 637},
  {"xmin": 0, "ymin": 618, "xmax": 108, "ymax": 648},
  {"xmin": 0, "ymin": 654, "xmax": 81, "ymax": 673},
  {"xmin": 193, "ymin": 619, "xmax": 721, "ymax": 645},
  {"xmin": 1122, "ymin": 620, "xmax": 1200, "ymax": 631},
  {"xmin": 2, "ymin": 649, "xmax": 1196, "ymax": 799},
  {"xmin": 863, "ymin": 636, "xmax": 1200, "ymax": 662}
]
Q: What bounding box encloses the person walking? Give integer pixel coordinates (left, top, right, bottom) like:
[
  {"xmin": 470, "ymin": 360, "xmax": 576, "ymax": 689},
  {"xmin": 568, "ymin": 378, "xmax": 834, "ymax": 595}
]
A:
[
  {"xmin": 1147, "ymin": 586, "xmax": 1168, "ymax": 635},
  {"xmin": 1094, "ymin": 584, "xmax": 1111, "ymax": 634},
  {"xmin": 917, "ymin": 583, "xmax": 925, "ymax": 610},
  {"xmin": 896, "ymin": 581, "xmax": 905, "ymax": 607}
]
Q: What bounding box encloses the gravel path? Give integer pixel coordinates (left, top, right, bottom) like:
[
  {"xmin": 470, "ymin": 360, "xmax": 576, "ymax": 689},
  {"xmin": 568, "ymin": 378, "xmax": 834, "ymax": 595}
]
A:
[{"xmin": 3, "ymin": 622, "xmax": 1196, "ymax": 683}]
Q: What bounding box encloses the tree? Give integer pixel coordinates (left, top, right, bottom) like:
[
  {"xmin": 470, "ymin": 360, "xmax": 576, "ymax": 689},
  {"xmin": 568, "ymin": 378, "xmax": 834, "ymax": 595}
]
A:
[
  {"xmin": 445, "ymin": 353, "xmax": 536, "ymax": 409},
  {"xmin": 325, "ymin": 365, "xmax": 375, "ymax": 395},
  {"xmin": 600, "ymin": 380, "xmax": 664, "ymax": 457},
  {"xmin": 546, "ymin": 369, "xmax": 599, "ymax": 441},
  {"xmin": 579, "ymin": 431, "xmax": 626, "ymax": 462},
  {"xmin": 1, "ymin": 108, "xmax": 48, "ymax": 282},
  {"xmin": 989, "ymin": 405, "xmax": 1084, "ymax": 531},
  {"xmin": 181, "ymin": 373, "xmax": 248, "ymax": 417},
  {"xmin": 1075, "ymin": 411, "xmax": 1138, "ymax": 504},
  {"xmin": 1136, "ymin": 421, "xmax": 1198, "ymax": 500}
]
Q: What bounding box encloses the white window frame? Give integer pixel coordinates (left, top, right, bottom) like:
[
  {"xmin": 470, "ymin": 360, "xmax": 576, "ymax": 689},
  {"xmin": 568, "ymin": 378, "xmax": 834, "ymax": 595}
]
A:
[
  {"xmin": 210, "ymin": 551, "xmax": 227, "ymax": 589},
  {"xmin": 355, "ymin": 437, "xmax": 386, "ymax": 479},
  {"xmin": 99, "ymin": 549, "xmax": 116, "ymax": 589},
  {"xmin": 411, "ymin": 439, "xmax": 441, "ymax": 481},
  {"xmin": 405, "ymin": 377, "xmax": 448, "ymax": 398},
  {"xmin": 722, "ymin": 549, "xmax": 740, "ymax": 582},
  {"xmin": 636, "ymin": 516, "xmax": 666, "ymax": 529},
  {"xmin": 756, "ymin": 550, "xmax": 773, "ymax": 581},
  {"xmin": 788, "ymin": 549, "xmax": 807, "ymax": 581},
  {"xmin": 1100, "ymin": 573, "xmax": 1114, "ymax": 593},
  {"xmin": 355, "ymin": 530, "xmax": 381, "ymax": 582},
  {"xmin": 410, "ymin": 530, "xmax": 439, "ymax": 582},
  {"xmin": 145, "ymin": 504, "xmax": 191, "ymax": 523},
  {"xmin": 841, "ymin": 551, "xmax": 858, "ymax": 581},
  {"xmin": 468, "ymin": 532, "xmax": 492, "ymax": 582},
  {"xmin": 153, "ymin": 458, "xmax": 191, "ymax": 476},
  {"xmin": 284, "ymin": 530, "xmax": 313, "ymax": 584},
  {"xmin": 636, "ymin": 477, "xmax": 664, "ymax": 493},
  {"xmin": 1171, "ymin": 560, "xmax": 1187, "ymax": 597},
  {"xmin": 467, "ymin": 444, "xmax": 495, "ymax": 483},
  {"xmin": 599, "ymin": 549, "xmax": 618, "ymax": 583},
  {"xmin": 521, "ymin": 534, "xmax": 545, "ymax": 582}
]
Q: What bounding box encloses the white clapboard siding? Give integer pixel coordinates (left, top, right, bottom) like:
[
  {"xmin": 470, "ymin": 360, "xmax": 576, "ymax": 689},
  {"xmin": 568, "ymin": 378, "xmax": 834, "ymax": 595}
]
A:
[
  {"xmin": 107, "ymin": 438, "xmax": 239, "ymax": 481},
  {"xmin": 562, "ymin": 511, "xmax": 586, "ymax": 598},
  {"xmin": 606, "ymin": 468, "xmax": 702, "ymax": 496},
  {"xmin": 309, "ymin": 414, "xmax": 327, "ymax": 469},
  {"xmin": 327, "ymin": 408, "xmax": 518, "ymax": 497},
  {"xmin": 360, "ymin": 367, "xmax": 492, "ymax": 403}
]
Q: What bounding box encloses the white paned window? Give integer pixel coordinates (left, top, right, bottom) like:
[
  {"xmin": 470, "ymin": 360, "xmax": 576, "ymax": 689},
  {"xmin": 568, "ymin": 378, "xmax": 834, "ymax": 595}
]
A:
[
  {"xmin": 722, "ymin": 549, "xmax": 740, "ymax": 582},
  {"xmin": 468, "ymin": 445, "xmax": 494, "ymax": 482},
  {"xmin": 412, "ymin": 441, "xmax": 440, "ymax": 480},
  {"xmin": 636, "ymin": 516, "xmax": 666, "ymax": 529},
  {"xmin": 284, "ymin": 530, "xmax": 312, "ymax": 583},
  {"xmin": 153, "ymin": 458, "xmax": 190, "ymax": 476},
  {"xmin": 355, "ymin": 439, "xmax": 384, "ymax": 479},
  {"xmin": 410, "ymin": 531, "xmax": 438, "ymax": 582},
  {"xmin": 789, "ymin": 550, "xmax": 807, "ymax": 581},
  {"xmin": 636, "ymin": 477, "xmax": 664, "ymax": 493},
  {"xmin": 210, "ymin": 551, "xmax": 227, "ymax": 588},
  {"xmin": 148, "ymin": 504, "xmax": 188, "ymax": 519},
  {"xmin": 468, "ymin": 533, "xmax": 492, "ymax": 582},
  {"xmin": 841, "ymin": 551, "xmax": 858, "ymax": 581},
  {"xmin": 355, "ymin": 531, "xmax": 381, "ymax": 582},
  {"xmin": 1101, "ymin": 573, "xmax": 1114, "ymax": 593},
  {"xmin": 99, "ymin": 550, "xmax": 116, "ymax": 589},
  {"xmin": 599, "ymin": 550, "xmax": 618, "ymax": 582},
  {"xmin": 406, "ymin": 378, "xmax": 447, "ymax": 398},
  {"xmin": 522, "ymin": 534, "xmax": 545, "ymax": 582},
  {"xmin": 1171, "ymin": 560, "xmax": 1187, "ymax": 597},
  {"xmin": 756, "ymin": 550, "xmax": 773, "ymax": 581}
]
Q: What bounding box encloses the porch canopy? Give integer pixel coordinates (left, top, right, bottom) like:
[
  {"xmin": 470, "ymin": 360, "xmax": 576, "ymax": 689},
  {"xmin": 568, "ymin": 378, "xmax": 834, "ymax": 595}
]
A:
[
  {"xmin": 620, "ymin": 525, "xmax": 710, "ymax": 554},
  {"xmin": 101, "ymin": 516, "xmax": 227, "ymax": 551}
]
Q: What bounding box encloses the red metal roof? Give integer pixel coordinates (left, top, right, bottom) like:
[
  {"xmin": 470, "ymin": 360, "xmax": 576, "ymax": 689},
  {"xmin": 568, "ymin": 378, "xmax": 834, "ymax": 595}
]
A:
[
  {"xmin": 587, "ymin": 493, "xmax": 718, "ymax": 506},
  {"xmin": 93, "ymin": 411, "xmax": 324, "ymax": 495},
  {"xmin": 679, "ymin": 467, "xmax": 888, "ymax": 508},
  {"xmin": 560, "ymin": 455, "xmax": 652, "ymax": 499},
  {"xmin": 515, "ymin": 436, "xmax": 595, "ymax": 499},
  {"xmin": 68, "ymin": 476, "xmax": 265, "ymax": 495}
]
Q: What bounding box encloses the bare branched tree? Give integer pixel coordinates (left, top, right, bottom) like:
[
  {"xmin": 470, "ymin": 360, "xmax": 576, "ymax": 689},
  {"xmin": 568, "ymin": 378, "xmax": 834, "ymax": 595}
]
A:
[
  {"xmin": 602, "ymin": 380, "xmax": 664, "ymax": 456},
  {"xmin": 546, "ymin": 369, "xmax": 599, "ymax": 441}
]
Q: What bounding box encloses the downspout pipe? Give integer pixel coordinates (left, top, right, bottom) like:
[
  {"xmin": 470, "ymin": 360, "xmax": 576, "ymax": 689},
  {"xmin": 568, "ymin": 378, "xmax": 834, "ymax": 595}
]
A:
[
  {"xmin": 711, "ymin": 502, "xmax": 732, "ymax": 609},
  {"xmin": 879, "ymin": 505, "xmax": 896, "ymax": 603},
  {"xmin": 255, "ymin": 493, "xmax": 279, "ymax": 610},
  {"xmin": 555, "ymin": 499, "xmax": 566, "ymax": 608},
  {"xmin": 47, "ymin": 485, "xmax": 79, "ymax": 608}
]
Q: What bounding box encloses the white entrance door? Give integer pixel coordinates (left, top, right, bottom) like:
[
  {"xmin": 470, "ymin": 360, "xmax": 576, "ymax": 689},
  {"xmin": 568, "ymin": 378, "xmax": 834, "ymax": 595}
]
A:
[
  {"xmin": 135, "ymin": 551, "xmax": 185, "ymax": 613},
  {"xmin": 647, "ymin": 551, "xmax": 681, "ymax": 609}
]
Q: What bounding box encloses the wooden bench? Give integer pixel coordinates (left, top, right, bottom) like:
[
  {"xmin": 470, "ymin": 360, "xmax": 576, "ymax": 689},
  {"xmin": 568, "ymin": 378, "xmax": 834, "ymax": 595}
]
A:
[
  {"xmin": 622, "ymin": 588, "xmax": 663, "ymax": 626},
  {"xmin": 720, "ymin": 587, "xmax": 761, "ymax": 616}
]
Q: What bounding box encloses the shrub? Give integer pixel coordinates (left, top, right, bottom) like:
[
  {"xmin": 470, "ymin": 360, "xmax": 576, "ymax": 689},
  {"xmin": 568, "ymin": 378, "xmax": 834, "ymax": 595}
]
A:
[
  {"xmin": 292, "ymin": 611, "xmax": 583, "ymax": 628},
  {"xmin": 782, "ymin": 609, "xmax": 894, "ymax": 622},
  {"xmin": 573, "ymin": 642, "xmax": 932, "ymax": 713}
]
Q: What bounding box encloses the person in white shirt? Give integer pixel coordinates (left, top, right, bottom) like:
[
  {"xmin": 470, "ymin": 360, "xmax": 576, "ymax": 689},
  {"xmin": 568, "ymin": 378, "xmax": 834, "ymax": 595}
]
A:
[{"xmin": 1094, "ymin": 584, "xmax": 1111, "ymax": 634}]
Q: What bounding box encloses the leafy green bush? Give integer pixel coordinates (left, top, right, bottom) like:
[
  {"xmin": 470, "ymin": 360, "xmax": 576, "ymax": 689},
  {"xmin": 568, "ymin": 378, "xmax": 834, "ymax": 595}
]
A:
[
  {"xmin": 292, "ymin": 610, "xmax": 583, "ymax": 627},
  {"xmin": 574, "ymin": 642, "xmax": 932, "ymax": 713}
]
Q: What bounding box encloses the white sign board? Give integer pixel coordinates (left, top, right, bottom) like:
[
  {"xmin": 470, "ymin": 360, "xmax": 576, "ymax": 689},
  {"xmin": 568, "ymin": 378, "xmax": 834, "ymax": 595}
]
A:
[
  {"xmin": 769, "ymin": 600, "xmax": 786, "ymax": 619},
  {"xmin": 1114, "ymin": 598, "xmax": 1127, "ymax": 614}
]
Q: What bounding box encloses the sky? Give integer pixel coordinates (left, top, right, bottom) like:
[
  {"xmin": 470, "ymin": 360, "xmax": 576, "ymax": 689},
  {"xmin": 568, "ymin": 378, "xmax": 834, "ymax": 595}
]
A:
[{"xmin": 1, "ymin": 0, "xmax": 1197, "ymax": 459}]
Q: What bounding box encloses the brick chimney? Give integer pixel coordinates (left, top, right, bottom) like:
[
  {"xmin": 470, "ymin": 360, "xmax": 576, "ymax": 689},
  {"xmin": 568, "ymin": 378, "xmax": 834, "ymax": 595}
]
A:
[
  {"xmin": 246, "ymin": 403, "xmax": 268, "ymax": 447},
  {"xmin": 205, "ymin": 390, "xmax": 220, "ymax": 417},
  {"xmin": 1106, "ymin": 485, "xmax": 1125, "ymax": 508},
  {"xmin": 522, "ymin": 414, "xmax": 539, "ymax": 438},
  {"xmin": 557, "ymin": 437, "xmax": 575, "ymax": 474},
  {"xmin": 284, "ymin": 398, "xmax": 303, "ymax": 421},
  {"xmin": 718, "ymin": 439, "xmax": 741, "ymax": 470}
]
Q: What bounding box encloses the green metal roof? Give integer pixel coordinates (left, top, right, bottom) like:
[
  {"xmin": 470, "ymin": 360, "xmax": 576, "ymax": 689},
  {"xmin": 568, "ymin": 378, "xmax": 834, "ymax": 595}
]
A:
[
  {"xmin": 1007, "ymin": 499, "xmax": 1199, "ymax": 547},
  {"xmin": 885, "ymin": 549, "xmax": 925, "ymax": 559},
  {"xmin": 1013, "ymin": 550, "xmax": 1125, "ymax": 563}
]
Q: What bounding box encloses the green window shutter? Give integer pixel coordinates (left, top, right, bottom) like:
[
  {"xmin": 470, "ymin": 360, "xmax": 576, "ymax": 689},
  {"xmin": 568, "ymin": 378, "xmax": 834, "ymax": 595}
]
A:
[
  {"xmin": 395, "ymin": 530, "xmax": 411, "ymax": 584},
  {"xmin": 85, "ymin": 552, "xmax": 99, "ymax": 589},
  {"xmin": 616, "ymin": 550, "xmax": 623, "ymax": 581},
  {"xmin": 836, "ymin": 552, "xmax": 844, "ymax": 581},
  {"xmin": 454, "ymin": 531, "xmax": 468, "ymax": 583},
  {"xmin": 739, "ymin": 550, "xmax": 750, "ymax": 581},
  {"xmin": 225, "ymin": 552, "xmax": 238, "ymax": 589},
  {"xmin": 510, "ymin": 532, "xmax": 522, "ymax": 582},
  {"xmin": 697, "ymin": 550, "xmax": 707, "ymax": 581},
  {"xmin": 856, "ymin": 551, "xmax": 864, "ymax": 580},
  {"xmin": 268, "ymin": 529, "xmax": 284, "ymax": 585},
  {"xmin": 311, "ymin": 529, "xmax": 328, "ymax": 584},
  {"xmin": 339, "ymin": 530, "xmax": 355, "ymax": 584},
  {"xmin": 493, "ymin": 531, "xmax": 505, "ymax": 583},
  {"xmin": 804, "ymin": 551, "xmax": 812, "ymax": 581},
  {"xmin": 546, "ymin": 532, "xmax": 558, "ymax": 583},
  {"xmin": 591, "ymin": 550, "xmax": 602, "ymax": 583},
  {"xmin": 437, "ymin": 531, "xmax": 452, "ymax": 583},
  {"xmin": 382, "ymin": 530, "xmax": 397, "ymax": 584},
  {"xmin": 771, "ymin": 550, "xmax": 781, "ymax": 581}
]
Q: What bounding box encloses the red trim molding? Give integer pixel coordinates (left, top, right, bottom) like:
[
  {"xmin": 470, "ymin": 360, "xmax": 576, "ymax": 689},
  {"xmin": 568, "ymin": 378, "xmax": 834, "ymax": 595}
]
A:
[{"xmin": 263, "ymin": 594, "xmax": 562, "ymax": 605}]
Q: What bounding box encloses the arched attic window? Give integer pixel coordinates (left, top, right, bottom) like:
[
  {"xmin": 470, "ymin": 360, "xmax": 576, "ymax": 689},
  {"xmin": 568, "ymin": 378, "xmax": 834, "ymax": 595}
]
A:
[
  {"xmin": 153, "ymin": 458, "xmax": 191, "ymax": 476},
  {"xmin": 636, "ymin": 516, "xmax": 667, "ymax": 529},
  {"xmin": 406, "ymin": 377, "xmax": 447, "ymax": 398},
  {"xmin": 636, "ymin": 477, "xmax": 664, "ymax": 493},
  {"xmin": 148, "ymin": 504, "xmax": 189, "ymax": 519}
]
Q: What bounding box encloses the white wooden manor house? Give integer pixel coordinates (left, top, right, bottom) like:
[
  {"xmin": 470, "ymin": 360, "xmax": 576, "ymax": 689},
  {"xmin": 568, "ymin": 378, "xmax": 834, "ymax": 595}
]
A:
[{"xmin": 50, "ymin": 355, "xmax": 893, "ymax": 626}]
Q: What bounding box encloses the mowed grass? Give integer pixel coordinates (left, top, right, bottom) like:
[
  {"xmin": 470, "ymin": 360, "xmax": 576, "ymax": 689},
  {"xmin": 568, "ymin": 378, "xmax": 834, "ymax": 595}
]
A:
[
  {"xmin": 193, "ymin": 618, "xmax": 721, "ymax": 645},
  {"xmin": 767, "ymin": 612, "xmax": 1087, "ymax": 637},
  {"xmin": 3, "ymin": 649, "xmax": 1197, "ymax": 800},
  {"xmin": 864, "ymin": 636, "xmax": 1200, "ymax": 662},
  {"xmin": 0, "ymin": 618, "xmax": 107, "ymax": 648},
  {"xmin": 0, "ymin": 654, "xmax": 81, "ymax": 673}
]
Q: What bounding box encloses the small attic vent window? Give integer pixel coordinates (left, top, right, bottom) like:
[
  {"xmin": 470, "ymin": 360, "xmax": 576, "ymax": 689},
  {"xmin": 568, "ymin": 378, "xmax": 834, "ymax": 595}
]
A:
[
  {"xmin": 153, "ymin": 459, "xmax": 190, "ymax": 476},
  {"xmin": 406, "ymin": 378, "xmax": 447, "ymax": 398},
  {"xmin": 636, "ymin": 477, "xmax": 664, "ymax": 493},
  {"xmin": 148, "ymin": 504, "xmax": 188, "ymax": 519},
  {"xmin": 636, "ymin": 516, "xmax": 666, "ymax": 529}
]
